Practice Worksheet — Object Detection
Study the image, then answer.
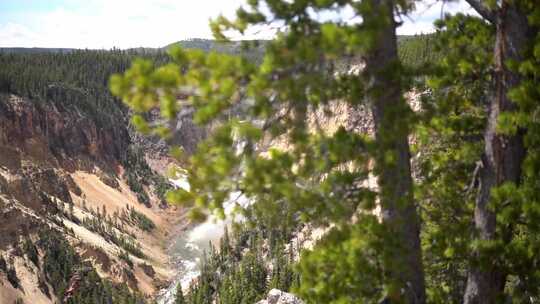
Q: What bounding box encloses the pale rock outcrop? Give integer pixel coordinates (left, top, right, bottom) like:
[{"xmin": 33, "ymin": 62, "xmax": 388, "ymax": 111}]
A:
[{"xmin": 256, "ymin": 289, "xmax": 304, "ymax": 304}]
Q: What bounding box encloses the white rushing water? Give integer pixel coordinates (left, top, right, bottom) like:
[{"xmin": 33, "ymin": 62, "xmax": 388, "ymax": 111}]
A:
[{"xmin": 156, "ymin": 174, "xmax": 249, "ymax": 304}]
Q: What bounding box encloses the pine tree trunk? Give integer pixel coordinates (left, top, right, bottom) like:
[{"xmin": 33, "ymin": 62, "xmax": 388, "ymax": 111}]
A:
[
  {"xmin": 364, "ymin": 0, "xmax": 425, "ymax": 303},
  {"xmin": 463, "ymin": 3, "xmax": 530, "ymax": 303}
]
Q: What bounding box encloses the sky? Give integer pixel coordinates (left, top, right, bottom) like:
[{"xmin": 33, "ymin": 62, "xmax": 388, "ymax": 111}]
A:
[{"xmin": 0, "ymin": 0, "xmax": 478, "ymax": 49}]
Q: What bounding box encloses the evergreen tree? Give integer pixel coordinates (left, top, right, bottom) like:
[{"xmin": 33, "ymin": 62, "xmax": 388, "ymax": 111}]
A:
[
  {"xmin": 176, "ymin": 284, "xmax": 186, "ymax": 304},
  {"xmin": 457, "ymin": 1, "xmax": 535, "ymax": 303},
  {"xmin": 112, "ymin": 0, "xmax": 425, "ymax": 301},
  {"xmin": 110, "ymin": 0, "xmax": 540, "ymax": 303},
  {"xmin": 416, "ymin": 14, "xmax": 492, "ymax": 302}
]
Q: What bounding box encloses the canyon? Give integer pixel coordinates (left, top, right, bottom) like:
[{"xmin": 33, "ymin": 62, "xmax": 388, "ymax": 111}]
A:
[{"xmin": 0, "ymin": 92, "xmax": 187, "ymax": 303}]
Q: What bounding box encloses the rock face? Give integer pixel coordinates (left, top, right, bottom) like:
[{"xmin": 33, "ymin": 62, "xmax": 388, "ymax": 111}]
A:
[
  {"xmin": 256, "ymin": 289, "xmax": 304, "ymax": 304},
  {"xmin": 0, "ymin": 94, "xmax": 122, "ymax": 216},
  {"xmin": 131, "ymin": 107, "xmax": 207, "ymax": 157},
  {"xmin": 0, "ymin": 94, "xmax": 129, "ymax": 171},
  {"xmin": 168, "ymin": 107, "xmax": 207, "ymax": 155}
]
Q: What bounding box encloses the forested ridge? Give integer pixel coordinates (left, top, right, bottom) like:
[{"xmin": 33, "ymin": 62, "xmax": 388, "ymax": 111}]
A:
[
  {"xmin": 0, "ymin": 35, "xmax": 435, "ymax": 118},
  {"xmin": 0, "ymin": 50, "xmax": 168, "ymax": 129}
]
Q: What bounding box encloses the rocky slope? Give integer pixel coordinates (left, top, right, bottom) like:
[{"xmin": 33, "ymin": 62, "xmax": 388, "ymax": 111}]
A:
[{"xmin": 0, "ymin": 93, "xmax": 183, "ymax": 303}]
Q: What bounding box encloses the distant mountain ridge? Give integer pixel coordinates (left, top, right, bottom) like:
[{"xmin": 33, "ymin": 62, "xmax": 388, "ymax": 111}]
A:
[
  {"xmin": 0, "ymin": 47, "xmax": 75, "ymax": 54},
  {"xmin": 0, "ymin": 38, "xmax": 268, "ymax": 54},
  {"xmin": 164, "ymin": 38, "xmax": 267, "ymax": 53},
  {"xmin": 0, "ymin": 34, "xmax": 439, "ymax": 74}
]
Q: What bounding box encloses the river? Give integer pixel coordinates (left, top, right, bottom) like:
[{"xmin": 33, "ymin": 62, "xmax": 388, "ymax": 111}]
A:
[{"xmin": 156, "ymin": 175, "xmax": 247, "ymax": 304}]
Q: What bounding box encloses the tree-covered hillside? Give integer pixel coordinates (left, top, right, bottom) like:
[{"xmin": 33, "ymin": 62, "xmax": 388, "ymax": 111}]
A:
[
  {"xmin": 398, "ymin": 34, "xmax": 441, "ymax": 68},
  {"xmin": 0, "ymin": 50, "xmax": 168, "ymax": 129},
  {"xmin": 0, "ymin": 47, "xmax": 75, "ymax": 54},
  {"xmin": 0, "ymin": 34, "xmax": 437, "ymax": 145}
]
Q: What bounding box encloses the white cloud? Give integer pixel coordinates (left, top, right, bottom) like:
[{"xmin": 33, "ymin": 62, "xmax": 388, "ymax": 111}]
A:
[
  {"xmin": 397, "ymin": 0, "xmax": 478, "ymax": 35},
  {"xmin": 0, "ymin": 0, "xmax": 249, "ymax": 48},
  {"xmin": 0, "ymin": 22, "xmax": 41, "ymax": 46},
  {"xmin": 0, "ymin": 0, "xmax": 479, "ymax": 49}
]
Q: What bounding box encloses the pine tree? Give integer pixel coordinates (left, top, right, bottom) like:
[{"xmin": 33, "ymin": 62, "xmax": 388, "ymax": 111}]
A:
[
  {"xmin": 110, "ymin": 0, "xmax": 540, "ymax": 302},
  {"xmin": 458, "ymin": 1, "xmax": 536, "ymax": 303},
  {"xmin": 112, "ymin": 0, "xmax": 427, "ymax": 301},
  {"xmin": 175, "ymin": 284, "xmax": 186, "ymax": 304}
]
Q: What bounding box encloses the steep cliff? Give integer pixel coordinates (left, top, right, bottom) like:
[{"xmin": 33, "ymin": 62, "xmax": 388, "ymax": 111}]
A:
[{"xmin": 0, "ymin": 93, "xmax": 182, "ymax": 303}]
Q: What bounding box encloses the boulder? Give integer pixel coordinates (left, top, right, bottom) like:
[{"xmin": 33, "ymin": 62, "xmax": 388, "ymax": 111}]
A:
[{"xmin": 256, "ymin": 289, "xmax": 304, "ymax": 304}]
